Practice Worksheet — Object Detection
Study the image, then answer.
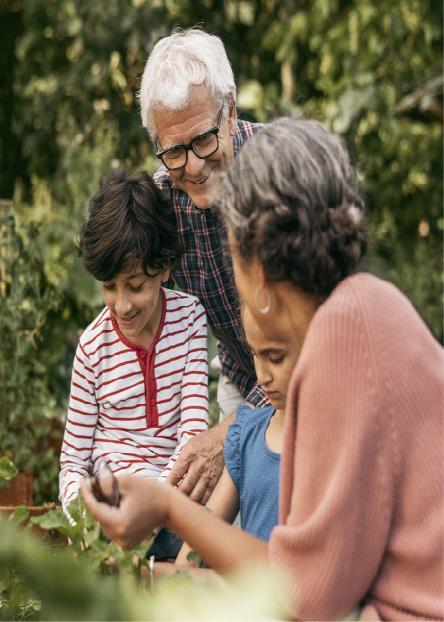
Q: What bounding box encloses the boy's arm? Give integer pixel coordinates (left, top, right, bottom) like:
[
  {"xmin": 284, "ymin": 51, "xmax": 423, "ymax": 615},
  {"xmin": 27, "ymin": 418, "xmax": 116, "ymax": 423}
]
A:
[
  {"xmin": 59, "ymin": 342, "xmax": 98, "ymax": 514},
  {"xmin": 159, "ymin": 302, "xmax": 209, "ymax": 481},
  {"xmin": 176, "ymin": 466, "xmax": 239, "ymax": 566}
]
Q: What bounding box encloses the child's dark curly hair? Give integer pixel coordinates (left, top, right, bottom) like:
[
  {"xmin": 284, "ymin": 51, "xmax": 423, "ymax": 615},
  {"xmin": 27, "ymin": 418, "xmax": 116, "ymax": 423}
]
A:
[
  {"xmin": 218, "ymin": 117, "xmax": 366, "ymax": 296},
  {"xmin": 78, "ymin": 168, "xmax": 181, "ymax": 282}
]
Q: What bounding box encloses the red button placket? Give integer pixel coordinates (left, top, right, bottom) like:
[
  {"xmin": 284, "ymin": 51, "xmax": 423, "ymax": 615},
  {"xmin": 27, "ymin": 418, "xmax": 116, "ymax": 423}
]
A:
[{"xmin": 137, "ymin": 349, "xmax": 159, "ymax": 428}]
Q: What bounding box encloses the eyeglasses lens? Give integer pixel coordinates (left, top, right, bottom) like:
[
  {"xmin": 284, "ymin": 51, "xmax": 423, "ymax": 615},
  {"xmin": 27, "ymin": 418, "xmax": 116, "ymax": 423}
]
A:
[{"xmin": 162, "ymin": 132, "xmax": 218, "ymax": 170}]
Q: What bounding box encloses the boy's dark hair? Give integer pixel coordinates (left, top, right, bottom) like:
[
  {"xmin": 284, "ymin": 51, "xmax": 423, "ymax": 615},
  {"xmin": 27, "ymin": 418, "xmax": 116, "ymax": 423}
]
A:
[{"xmin": 78, "ymin": 169, "xmax": 181, "ymax": 281}]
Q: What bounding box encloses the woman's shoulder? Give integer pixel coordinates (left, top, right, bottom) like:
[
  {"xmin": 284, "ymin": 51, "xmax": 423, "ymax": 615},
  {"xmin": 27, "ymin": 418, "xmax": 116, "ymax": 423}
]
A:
[
  {"xmin": 327, "ymin": 272, "xmax": 417, "ymax": 315},
  {"xmin": 325, "ymin": 272, "xmax": 394, "ymax": 310},
  {"xmin": 321, "ymin": 272, "xmax": 439, "ymax": 347}
]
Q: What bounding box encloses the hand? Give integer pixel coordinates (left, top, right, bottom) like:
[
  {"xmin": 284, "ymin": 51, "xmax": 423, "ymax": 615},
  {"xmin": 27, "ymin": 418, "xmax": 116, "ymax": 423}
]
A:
[
  {"xmin": 167, "ymin": 424, "xmax": 228, "ymax": 504},
  {"xmin": 80, "ymin": 476, "xmax": 171, "ymax": 549}
]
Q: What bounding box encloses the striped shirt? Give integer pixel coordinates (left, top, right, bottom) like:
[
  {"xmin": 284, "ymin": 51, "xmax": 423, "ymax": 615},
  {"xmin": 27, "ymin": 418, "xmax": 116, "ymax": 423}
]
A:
[
  {"xmin": 59, "ymin": 288, "xmax": 208, "ymax": 512},
  {"xmin": 154, "ymin": 119, "xmax": 267, "ymax": 406}
]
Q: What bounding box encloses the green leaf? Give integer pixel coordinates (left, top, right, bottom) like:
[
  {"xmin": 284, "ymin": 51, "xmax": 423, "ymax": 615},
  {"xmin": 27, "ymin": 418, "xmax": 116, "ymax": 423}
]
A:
[
  {"xmin": 8, "ymin": 506, "xmax": 30, "ymax": 527},
  {"xmin": 0, "ymin": 455, "xmax": 18, "ymax": 481},
  {"xmin": 30, "ymin": 508, "xmax": 70, "ymax": 531}
]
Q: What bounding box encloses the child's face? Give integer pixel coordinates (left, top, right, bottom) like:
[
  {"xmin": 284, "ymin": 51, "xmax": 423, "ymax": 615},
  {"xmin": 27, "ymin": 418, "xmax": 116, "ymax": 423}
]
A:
[
  {"xmin": 243, "ymin": 307, "xmax": 298, "ymax": 411},
  {"xmin": 102, "ymin": 263, "xmax": 169, "ymax": 345}
]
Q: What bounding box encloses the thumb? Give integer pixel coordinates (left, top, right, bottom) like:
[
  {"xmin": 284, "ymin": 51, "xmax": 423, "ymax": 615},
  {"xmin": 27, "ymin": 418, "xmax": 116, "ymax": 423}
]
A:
[{"xmin": 80, "ymin": 478, "xmax": 117, "ymax": 524}]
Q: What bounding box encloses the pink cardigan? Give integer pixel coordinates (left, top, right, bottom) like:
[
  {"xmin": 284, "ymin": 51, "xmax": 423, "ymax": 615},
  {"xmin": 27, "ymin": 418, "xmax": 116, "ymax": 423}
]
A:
[{"xmin": 269, "ymin": 273, "xmax": 444, "ymax": 621}]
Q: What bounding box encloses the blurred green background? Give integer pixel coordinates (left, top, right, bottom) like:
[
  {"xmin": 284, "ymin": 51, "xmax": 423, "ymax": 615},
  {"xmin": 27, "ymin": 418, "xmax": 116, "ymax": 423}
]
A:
[{"xmin": 0, "ymin": 0, "xmax": 442, "ymax": 504}]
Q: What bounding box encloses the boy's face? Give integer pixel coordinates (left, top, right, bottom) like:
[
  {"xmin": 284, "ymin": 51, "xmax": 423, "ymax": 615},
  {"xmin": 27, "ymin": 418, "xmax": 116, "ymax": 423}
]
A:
[
  {"xmin": 102, "ymin": 263, "xmax": 169, "ymax": 346},
  {"xmin": 243, "ymin": 308, "xmax": 298, "ymax": 411}
]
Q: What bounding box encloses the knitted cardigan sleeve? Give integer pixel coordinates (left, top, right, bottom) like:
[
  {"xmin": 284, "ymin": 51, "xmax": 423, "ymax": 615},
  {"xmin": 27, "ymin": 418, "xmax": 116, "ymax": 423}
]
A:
[{"xmin": 269, "ymin": 281, "xmax": 394, "ymax": 621}]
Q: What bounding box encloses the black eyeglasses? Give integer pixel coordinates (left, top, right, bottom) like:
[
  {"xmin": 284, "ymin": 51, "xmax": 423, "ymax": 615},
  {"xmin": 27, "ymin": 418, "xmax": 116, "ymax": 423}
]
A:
[{"xmin": 156, "ymin": 100, "xmax": 226, "ymax": 171}]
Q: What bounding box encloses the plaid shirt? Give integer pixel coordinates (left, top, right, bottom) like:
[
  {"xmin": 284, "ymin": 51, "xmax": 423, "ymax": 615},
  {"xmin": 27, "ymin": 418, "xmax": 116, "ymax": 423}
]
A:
[{"xmin": 154, "ymin": 119, "xmax": 267, "ymax": 406}]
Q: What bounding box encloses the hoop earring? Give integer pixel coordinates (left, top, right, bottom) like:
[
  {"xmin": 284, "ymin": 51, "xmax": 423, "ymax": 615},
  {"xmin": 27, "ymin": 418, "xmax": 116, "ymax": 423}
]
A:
[{"xmin": 255, "ymin": 285, "xmax": 271, "ymax": 315}]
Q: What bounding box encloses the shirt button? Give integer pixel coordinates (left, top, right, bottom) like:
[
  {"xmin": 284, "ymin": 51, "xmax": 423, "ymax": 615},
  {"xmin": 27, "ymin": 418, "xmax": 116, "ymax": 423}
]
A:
[{"xmin": 140, "ymin": 351, "xmax": 146, "ymax": 358}]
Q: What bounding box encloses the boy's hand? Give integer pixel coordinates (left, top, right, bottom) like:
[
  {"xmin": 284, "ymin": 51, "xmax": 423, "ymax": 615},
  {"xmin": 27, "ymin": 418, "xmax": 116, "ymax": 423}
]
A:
[{"xmin": 167, "ymin": 418, "xmax": 233, "ymax": 504}]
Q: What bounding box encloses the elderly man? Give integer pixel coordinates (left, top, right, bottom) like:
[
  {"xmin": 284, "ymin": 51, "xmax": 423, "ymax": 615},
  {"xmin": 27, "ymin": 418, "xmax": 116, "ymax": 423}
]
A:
[{"xmin": 139, "ymin": 28, "xmax": 266, "ymax": 503}]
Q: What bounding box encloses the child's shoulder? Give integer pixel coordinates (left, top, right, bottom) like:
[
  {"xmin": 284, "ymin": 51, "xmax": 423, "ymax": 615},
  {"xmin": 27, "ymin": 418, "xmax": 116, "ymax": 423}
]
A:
[
  {"xmin": 225, "ymin": 404, "xmax": 275, "ymax": 464},
  {"xmin": 162, "ymin": 287, "xmax": 205, "ymax": 316},
  {"xmin": 78, "ymin": 307, "xmax": 114, "ymax": 352},
  {"xmin": 234, "ymin": 403, "xmax": 275, "ymax": 430}
]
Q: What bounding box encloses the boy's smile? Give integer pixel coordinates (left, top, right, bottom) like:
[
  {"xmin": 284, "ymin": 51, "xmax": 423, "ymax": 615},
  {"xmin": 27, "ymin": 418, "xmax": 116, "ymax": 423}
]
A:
[{"xmin": 102, "ymin": 263, "xmax": 169, "ymax": 349}]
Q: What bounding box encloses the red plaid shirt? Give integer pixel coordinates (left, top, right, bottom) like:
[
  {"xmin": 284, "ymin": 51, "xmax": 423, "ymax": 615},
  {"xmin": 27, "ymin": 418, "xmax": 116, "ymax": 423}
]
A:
[{"xmin": 154, "ymin": 119, "xmax": 267, "ymax": 406}]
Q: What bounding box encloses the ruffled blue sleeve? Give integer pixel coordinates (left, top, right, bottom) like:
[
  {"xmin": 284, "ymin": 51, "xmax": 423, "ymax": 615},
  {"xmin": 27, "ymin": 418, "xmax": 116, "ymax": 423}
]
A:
[{"xmin": 223, "ymin": 404, "xmax": 256, "ymax": 489}]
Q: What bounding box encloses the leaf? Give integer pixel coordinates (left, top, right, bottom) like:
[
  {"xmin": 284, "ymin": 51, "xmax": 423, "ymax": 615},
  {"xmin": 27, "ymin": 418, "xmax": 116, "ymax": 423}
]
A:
[
  {"xmin": 30, "ymin": 508, "xmax": 70, "ymax": 532},
  {"xmin": 0, "ymin": 455, "xmax": 18, "ymax": 481},
  {"xmin": 186, "ymin": 550, "xmax": 203, "ymax": 567},
  {"xmin": 8, "ymin": 506, "xmax": 30, "ymax": 527}
]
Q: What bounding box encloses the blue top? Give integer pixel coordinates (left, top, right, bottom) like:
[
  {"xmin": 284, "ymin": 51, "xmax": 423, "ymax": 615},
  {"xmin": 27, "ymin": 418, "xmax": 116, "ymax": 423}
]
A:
[{"xmin": 224, "ymin": 404, "xmax": 280, "ymax": 542}]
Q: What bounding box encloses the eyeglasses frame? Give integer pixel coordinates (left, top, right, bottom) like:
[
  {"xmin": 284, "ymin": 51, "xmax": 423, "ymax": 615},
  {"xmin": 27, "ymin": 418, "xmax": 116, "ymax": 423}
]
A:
[{"xmin": 155, "ymin": 98, "xmax": 226, "ymax": 171}]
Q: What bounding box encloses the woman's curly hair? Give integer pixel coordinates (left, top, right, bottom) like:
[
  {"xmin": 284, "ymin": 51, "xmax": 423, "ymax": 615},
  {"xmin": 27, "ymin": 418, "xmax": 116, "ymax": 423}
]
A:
[{"xmin": 218, "ymin": 117, "xmax": 367, "ymax": 296}]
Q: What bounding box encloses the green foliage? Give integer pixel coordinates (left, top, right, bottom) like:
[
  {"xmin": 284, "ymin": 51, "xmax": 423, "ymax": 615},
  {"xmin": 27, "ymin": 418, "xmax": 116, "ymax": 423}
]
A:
[
  {"xmin": 30, "ymin": 497, "xmax": 152, "ymax": 577},
  {"xmin": 0, "ymin": 455, "xmax": 18, "ymax": 481},
  {"xmin": 0, "ymin": 203, "xmax": 62, "ymax": 500},
  {"xmin": 0, "ymin": 510, "xmax": 284, "ymax": 621},
  {"xmin": 0, "ymin": 515, "xmax": 138, "ymax": 621}
]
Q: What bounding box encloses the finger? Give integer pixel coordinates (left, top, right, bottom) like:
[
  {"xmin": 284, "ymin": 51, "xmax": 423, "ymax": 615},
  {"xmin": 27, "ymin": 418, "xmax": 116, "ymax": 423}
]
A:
[
  {"xmin": 80, "ymin": 478, "xmax": 119, "ymax": 527},
  {"xmin": 80, "ymin": 477, "xmax": 98, "ymax": 511},
  {"xmin": 200, "ymin": 488, "xmax": 212, "ymax": 506},
  {"xmin": 167, "ymin": 455, "xmax": 190, "ymax": 487},
  {"xmin": 177, "ymin": 462, "xmax": 205, "ymax": 496},
  {"xmin": 188, "ymin": 475, "xmax": 209, "ymax": 503}
]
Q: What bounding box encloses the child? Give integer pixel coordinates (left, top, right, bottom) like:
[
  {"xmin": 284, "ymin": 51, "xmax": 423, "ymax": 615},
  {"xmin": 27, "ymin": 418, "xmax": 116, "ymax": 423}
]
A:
[
  {"xmin": 59, "ymin": 169, "xmax": 209, "ymax": 515},
  {"xmin": 171, "ymin": 304, "xmax": 299, "ymax": 570}
]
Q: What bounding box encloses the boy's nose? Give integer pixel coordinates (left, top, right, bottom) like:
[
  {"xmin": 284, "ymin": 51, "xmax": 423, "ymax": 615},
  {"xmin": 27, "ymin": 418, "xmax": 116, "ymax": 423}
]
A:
[{"xmin": 115, "ymin": 297, "xmax": 132, "ymax": 317}]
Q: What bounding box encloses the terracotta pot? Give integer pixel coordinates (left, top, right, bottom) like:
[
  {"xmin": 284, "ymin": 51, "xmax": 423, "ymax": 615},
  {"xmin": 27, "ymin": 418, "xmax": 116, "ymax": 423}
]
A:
[{"xmin": 0, "ymin": 472, "xmax": 33, "ymax": 506}]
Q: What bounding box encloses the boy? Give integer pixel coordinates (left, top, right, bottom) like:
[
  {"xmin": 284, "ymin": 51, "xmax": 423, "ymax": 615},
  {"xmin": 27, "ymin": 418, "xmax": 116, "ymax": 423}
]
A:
[{"xmin": 59, "ymin": 169, "xmax": 208, "ymax": 514}]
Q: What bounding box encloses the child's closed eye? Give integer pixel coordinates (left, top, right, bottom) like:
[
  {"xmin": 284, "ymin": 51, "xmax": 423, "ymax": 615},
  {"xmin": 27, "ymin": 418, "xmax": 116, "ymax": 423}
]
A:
[
  {"xmin": 129, "ymin": 283, "xmax": 144, "ymax": 293},
  {"xmin": 268, "ymin": 354, "xmax": 285, "ymax": 364}
]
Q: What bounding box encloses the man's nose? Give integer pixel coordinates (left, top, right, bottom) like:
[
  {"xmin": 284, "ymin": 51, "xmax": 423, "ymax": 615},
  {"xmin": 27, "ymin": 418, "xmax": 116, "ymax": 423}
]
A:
[{"xmin": 185, "ymin": 149, "xmax": 206, "ymax": 177}]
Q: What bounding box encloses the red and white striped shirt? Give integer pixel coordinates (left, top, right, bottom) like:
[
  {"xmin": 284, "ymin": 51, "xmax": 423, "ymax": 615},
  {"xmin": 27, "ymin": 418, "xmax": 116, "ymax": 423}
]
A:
[{"xmin": 59, "ymin": 287, "xmax": 208, "ymax": 512}]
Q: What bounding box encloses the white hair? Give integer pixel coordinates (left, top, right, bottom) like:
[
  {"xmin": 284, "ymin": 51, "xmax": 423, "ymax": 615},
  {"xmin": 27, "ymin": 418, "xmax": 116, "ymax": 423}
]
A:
[{"xmin": 139, "ymin": 28, "xmax": 236, "ymax": 137}]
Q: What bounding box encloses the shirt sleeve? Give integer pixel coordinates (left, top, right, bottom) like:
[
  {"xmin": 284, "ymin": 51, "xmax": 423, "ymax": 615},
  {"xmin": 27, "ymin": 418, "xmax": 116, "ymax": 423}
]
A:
[
  {"xmin": 159, "ymin": 301, "xmax": 209, "ymax": 479},
  {"xmin": 59, "ymin": 342, "xmax": 98, "ymax": 514},
  {"xmin": 269, "ymin": 296, "xmax": 393, "ymax": 621},
  {"xmin": 223, "ymin": 407, "xmax": 244, "ymax": 488}
]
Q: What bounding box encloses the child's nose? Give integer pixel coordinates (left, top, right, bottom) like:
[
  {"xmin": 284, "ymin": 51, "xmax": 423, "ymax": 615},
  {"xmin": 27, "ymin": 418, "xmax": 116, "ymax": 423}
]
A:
[
  {"xmin": 115, "ymin": 296, "xmax": 132, "ymax": 317},
  {"xmin": 256, "ymin": 365, "xmax": 272, "ymax": 387}
]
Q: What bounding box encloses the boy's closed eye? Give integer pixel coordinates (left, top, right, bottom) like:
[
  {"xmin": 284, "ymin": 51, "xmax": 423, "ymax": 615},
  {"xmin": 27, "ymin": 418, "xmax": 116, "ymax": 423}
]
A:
[
  {"xmin": 128, "ymin": 283, "xmax": 144, "ymax": 293},
  {"xmin": 102, "ymin": 280, "xmax": 145, "ymax": 292}
]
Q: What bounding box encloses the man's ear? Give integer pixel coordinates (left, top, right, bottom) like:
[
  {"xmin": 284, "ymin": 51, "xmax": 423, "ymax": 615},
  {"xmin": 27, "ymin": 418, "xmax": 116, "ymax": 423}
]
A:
[{"xmin": 228, "ymin": 94, "xmax": 238, "ymax": 135}]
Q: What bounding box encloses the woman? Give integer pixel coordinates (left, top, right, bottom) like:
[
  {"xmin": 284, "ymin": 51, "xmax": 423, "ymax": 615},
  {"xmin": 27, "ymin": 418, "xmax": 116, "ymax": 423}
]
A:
[{"xmin": 82, "ymin": 118, "xmax": 443, "ymax": 621}]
